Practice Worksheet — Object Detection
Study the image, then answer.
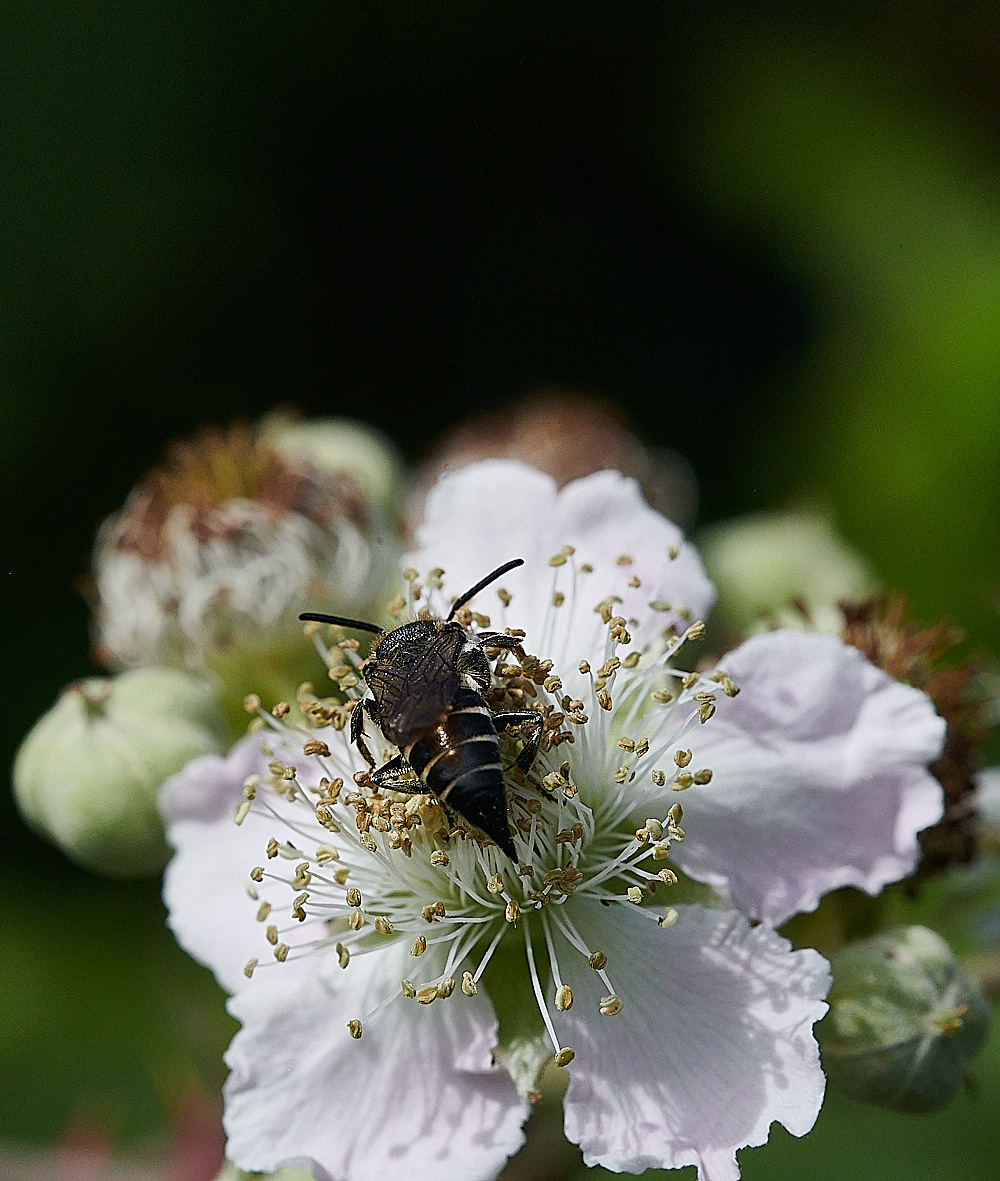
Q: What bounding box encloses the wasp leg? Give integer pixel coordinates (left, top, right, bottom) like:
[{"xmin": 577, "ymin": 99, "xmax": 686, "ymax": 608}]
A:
[
  {"xmin": 350, "ymin": 699, "xmax": 377, "ymax": 769},
  {"xmin": 370, "ymin": 754, "xmax": 424, "ymax": 794},
  {"xmin": 456, "ymin": 645, "xmax": 492, "ymax": 694},
  {"xmin": 495, "ymin": 710, "xmax": 544, "ymax": 773}
]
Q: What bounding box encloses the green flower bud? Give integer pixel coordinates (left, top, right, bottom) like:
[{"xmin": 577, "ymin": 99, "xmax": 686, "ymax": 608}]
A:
[
  {"xmin": 260, "ymin": 413, "xmax": 405, "ymax": 521},
  {"xmin": 699, "ymin": 507, "xmax": 876, "ymax": 637},
  {"xmin": 13, "ymin": 668, "xmax": 225, "ymax": 877},
  {"xmin": 818, "ymin": 925, "xmax": 991, "ymax": 1113}
]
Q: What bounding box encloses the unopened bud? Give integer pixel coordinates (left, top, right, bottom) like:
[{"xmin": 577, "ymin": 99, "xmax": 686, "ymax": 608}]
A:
[{"xmin": 818, "ymin": 926, "xmax": 990, "ymax": 1113}]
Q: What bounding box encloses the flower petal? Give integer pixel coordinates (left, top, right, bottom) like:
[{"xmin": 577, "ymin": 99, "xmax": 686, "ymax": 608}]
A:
[
  {"xmin": 161, "ymin": 736, "xmax": 294, "ymax": 994},
  {"xmin": 663, "ymin": 631, "xmax": 946, "ymax": 926},
  {"xmin": 554, "ymin": 901, "xmax": 829, "ymax": 1181},
  {"xmin": 224, "ymin": 941, "xmax": 529, "ymax": 1181},
  {"xmin": 409, "ymin": 460, "xmax": 714, "ymax": 663}
]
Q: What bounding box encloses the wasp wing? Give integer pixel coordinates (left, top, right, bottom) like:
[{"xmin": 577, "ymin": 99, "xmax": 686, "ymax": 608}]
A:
[{"xmin": 368, "ymin": 628, "xmax": 463, "ymax": 746}]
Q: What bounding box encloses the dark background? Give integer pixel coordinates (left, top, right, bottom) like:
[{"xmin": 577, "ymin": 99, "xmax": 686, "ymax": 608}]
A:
[{"xmin": 2, "ymin": 5, "xmax": 999, "ymax": 1177}]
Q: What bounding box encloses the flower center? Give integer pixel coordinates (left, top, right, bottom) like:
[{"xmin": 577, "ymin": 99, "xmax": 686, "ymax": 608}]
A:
[{"xmin": 237, "ymin": 551, "xmax": 733, "ymax": 1067}]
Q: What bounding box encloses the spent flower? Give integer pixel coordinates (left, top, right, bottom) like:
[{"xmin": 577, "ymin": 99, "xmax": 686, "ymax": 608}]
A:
[{"xmin": 162, "ymin": 461, "xmax": 945, "ymax": 1181}]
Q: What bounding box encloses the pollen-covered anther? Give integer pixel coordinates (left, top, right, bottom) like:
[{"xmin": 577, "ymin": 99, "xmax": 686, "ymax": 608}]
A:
[
  {"xmin": 698, "ymin": 702, "xmax": 716, "ymax": 724},
  {"xmin": 651, "ymin": 770, "xmax": 666, "ymax": 787},
  {"xmin": 597, "ymin": 689, "xmax": 613, "ymax": 711},
  {"xmin": 416, "ymin": 986, "xmax": 439, "ymax": 1005},
  {"xmin": 243, "ymin": 693, "xmax": 261, "ymax": 713},
  {"xmin": 548, "ymin": 552, "xmax": 568, "ymax": 567},
  {"xmin": 505, "ymin": 899, "xmax": 521, "ymax": 924},
  {"xmin": 244, "ymin": 958, "xmax": 258, "ymax": 978},
  {"xmin": 462, "ymin": 971, "xmax": 477, "ymax": 997},
  {"xmin": 554, "ymin": 1048, "xmax": 576, "ymax": 1068},
  {"xmin": 345, "ymin": 887, "xmax": 362, "ymax": 908},
  {"xmin": 234, "ymin": 801, "xmax": 251, "ymax": 825},
  {"xmin": 437, "ymin": 977, "xmax": 457, "ymax": 999},
  {"xmin": 302, "ymin": 739, "xmax": 330, "ymax": 757},
  {"xmin": 617, "ymin": 736, "xmax": 635, "ymax": 753},
  {"xmin": 256, "ymin": 901, "xmax": 271, "ymax": 922},
  {"xmin": 336, "ymin": 943, "xmax": 350, "ymax": 969},
  {"xmin": 555, "ymin": 984, "xmax": 574, "ymax": 1011},
  {"xmin": 589, "ymin": 950, "xmax": 607, "ymax": 970},
  {"xmin": 600, "ymin": 994, "xmax": 623, "ymax": 1016},
  {"xmin": 693, "ymin": 769, "xmax": 713, "ymax": 784},
  {"xmin": 578, "ymin": 660, "xmax": 591, "ymax": 674},
  {"xmin": 651, "ymin": 688, "xmax": 674, "ymax": 704},
  {"xmin": 272, "ymin": 702, "xmax": 291, "ymax": 720},
  {"xmin": 348, "ymin": 910, "xmax": 365, "ymax": 931},
  {"xmin": 250, "ymin": 865, "xmax": 264, "ymax": 882},
  {"xmin": 410, "ymin": 935, "xmax": 427, "ymax": 956},
  {"xmin": 651, "ymin": 841, "xmax": 672, "ymax": 860},
  {"xmin": 274, "ymin": 943, "xmax": 289, "ymax": 962},
  {"xmin": 315, "ymin": 844, "xmax": 339, "ymax": 864},
  {"xmin": 658, "ymin": 907, "xmax": 680, "ymax": 928},
  {"xmin": 430, "ymin": 849, "xmax": 450, "ymax": 867},
  {"xmin": 658, "ymin": 868, "xmax": 678, "ymax": 886},
  {"xmin": 374, "ymin": 916, "xmax": 394, "ymax": 935},
  {"xmin": 644, "ymin": 818, "xmax": 664, "ymax": 841},
  {"xmin": 680, "ymin": 673, "xmax": 698, "ymax": 691},
  {"xmin": 266, "ymin": 838, "xmax": 278, "ymax": 859},
  {"xmin": 673, "ymin": 773, "xmax": 693, "ymax": 790},
  {"xmin": 401, "ymin": 979, "xmax": 416, "ymax": 998},
  {"xmin": 627, "ymin": 886, "xmax": 643, "ymax": 904},
  {"xmin": 421, "ymin": 902, "xmax": 446, "ymax": 923},
  {"xmin": 348, "ymin": 1019, "xmax": 363, "ymax": 1039},
  {"xmin": 265, "ymin": 925, "xmax": 278, "ymax": 945}
]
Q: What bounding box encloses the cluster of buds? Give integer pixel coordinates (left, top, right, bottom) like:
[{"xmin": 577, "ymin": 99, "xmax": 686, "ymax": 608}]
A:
[{"xmin": 15, "ymin": 415, "xmax": 404, "ymax": 877}]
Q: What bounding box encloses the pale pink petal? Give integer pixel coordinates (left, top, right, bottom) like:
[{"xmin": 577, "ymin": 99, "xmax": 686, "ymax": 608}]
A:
[
  {"xmin": 661, "ymin": 631, "xmax": 945, "ymax": 927},
  {"xmin": 408, "ymin": 461, "xmax": 714, "ymax": 664},
  {"xmin": 555, "ymin": 901, "xmax": 829, "ymax": 1181},
  {"xmin": 224, "ymin": 941, "xmax": 529, "ymax": 1181},
  {"xmin": 161, "ymin": 736, "xmax": 294, "ymax": 995}
]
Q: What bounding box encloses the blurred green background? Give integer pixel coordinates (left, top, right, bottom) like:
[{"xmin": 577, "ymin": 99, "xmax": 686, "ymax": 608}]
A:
[{"xmin": 2, "ymin": 4, "xmax": 999, "ymax": 1177}]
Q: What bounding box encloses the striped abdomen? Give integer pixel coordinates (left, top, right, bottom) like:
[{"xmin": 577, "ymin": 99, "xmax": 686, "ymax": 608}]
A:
[{"xmin": 403, "ymin": 685, "xmax": 516, "ymax": 860}]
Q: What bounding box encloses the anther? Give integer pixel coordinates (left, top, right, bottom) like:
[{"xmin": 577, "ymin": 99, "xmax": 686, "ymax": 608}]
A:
[
  {"xmin": 658, "ymin": 868, "xmax": 678, "ymax": 885},
  {"xmin": 430, "ymin": 850, "xmax": 450, "ymax": 867},
  {"xmin": 256, "ymin": 901, "xmax": 271, "ymax": 922},
  {"xmin": 599, "ymin": 994, "xmax": 623, "ymax": 1016},
  {"xmin": 244, "ymin": 958, "xmax": 258, "ymax": 978},
  {"xmin": 437, "ymin": 977, "xmax": 456, "ymax": 999},
  {"xmin": 336, "ymin": 943, "xmax": 350, "ymax": 969},
  {"xmin": 250, "ymin": 866, "xmax": 264, "ymax": 882},
  {"xmin": 348, "ymin": 911, "xmax": 365, "ymax": 931},
  {"xmin": 266, "ymin": 838, "xmax": 278, "ymax": 859},
  {"xmin": 274, "ymin": 943, "xmax": 289, "ymax": 962},
  {"xmin": 548, "ymin": 552, "xmax": 568, "ymax": 567},
  {"xmin": 302, "ymin": 739, "xmax": 330, "ymax": 757},
  {"xmin": 589, "ymin": 950, "xmax": 607, "ymax": 970},
  {"xmin": 348, "ymin": 1020, "xmax": 363, "ymax": 1039},
  {"xmin": 401, "ymin": 979, "xmax": 416, "ymax": 998},
  {"xmin": 505, "ymin": 899, "xmax": 521, "ymax": 924},
  {"xmin": 674, "ymin": 749, "xmax": 692, "ymax": 767},
  {"xmin": 416, "ymin": 985, "xmax": 438, "ymax": 1005},
  {"xmin": 374, "ymin": 916, "xmax": 394, "ymax": 935},
  {"xmin": 578, "ymin": 660, "xmax": 591, "ymax": 674},
  {"xmin": 693, "ymin": 769, "xmax": 713, "ymax": 784},
  {"xmin": 272, "ymin": 702, "xmax": 291, "ymax": 719},
  {"xmin": 243, "ymin": 693, "xmax": 261, "ymax": 713},
  {"xmin": 487, "ymin": 874, "xmax": 503, "ymax": 894},
  {"xmin": 346, "ymin": 887, "xmax": 362, "ymax": 908},
  {"xmin": 627, "ymin": 886, "xmax": 643, "ymax": 904},
  {"xmin": 266, "ymin": 925, "xmax": 278, "ymax": 945},
  {"xmin": 555, "ymin": 1048, "xmax": 576, "ymax": 1068},
  {"xmin": 555, "ymin": 985, "xmax": 574, "ymax": 1011},
  {"xmin": 658, "ymin": 907, "xmax": 680, "ymax": 928},
  {"xmin": 411, "ymin": 936, "xmax": 427, "ymax": 956},
  {"xmin": 462, "ymin": 971, "xmax": 477, "ymax": 996}
]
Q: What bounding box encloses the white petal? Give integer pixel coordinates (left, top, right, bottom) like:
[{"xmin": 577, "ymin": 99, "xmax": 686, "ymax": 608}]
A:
[
  {"xmin": 555, "ymin": 901, "xmax": 829, "ymax": 1181},
  {"xmin": 161, "ymin": 736, "xmax": 297, "ymax": 994},
  {"xmin": 224, "ymin": 941, "xmax": 529, "ymax": 1181},
  {"xmin": 664, "ymin": 631, "xmax": 945, "ymax": 926},
  {"xmin": 408, "ymin": 460, "xmax": 715, "ymax": 666}
]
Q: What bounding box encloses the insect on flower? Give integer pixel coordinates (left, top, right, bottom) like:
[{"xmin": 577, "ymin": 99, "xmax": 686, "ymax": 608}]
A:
[{"xmin": 300, "ymin": 558, "xmax": 544, "ymax": 860}]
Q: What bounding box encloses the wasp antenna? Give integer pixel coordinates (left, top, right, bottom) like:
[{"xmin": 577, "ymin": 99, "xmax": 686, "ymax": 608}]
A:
[
  {"xmin": 299, "ymin": 612, "xmax": 384, "ymax": 634},
  {"xmin": 447, "ymin": 558, "xmax": 524, "ymax": 621}
]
